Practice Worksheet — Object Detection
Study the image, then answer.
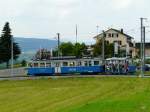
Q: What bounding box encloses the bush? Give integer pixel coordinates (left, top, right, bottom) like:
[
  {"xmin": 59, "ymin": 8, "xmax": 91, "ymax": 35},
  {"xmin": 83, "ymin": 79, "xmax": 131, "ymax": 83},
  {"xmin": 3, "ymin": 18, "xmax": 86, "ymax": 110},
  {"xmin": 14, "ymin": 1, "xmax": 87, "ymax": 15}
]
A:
[{"xmin": 21, "ymin": 60, "xmax": 27, "ymax": 67}]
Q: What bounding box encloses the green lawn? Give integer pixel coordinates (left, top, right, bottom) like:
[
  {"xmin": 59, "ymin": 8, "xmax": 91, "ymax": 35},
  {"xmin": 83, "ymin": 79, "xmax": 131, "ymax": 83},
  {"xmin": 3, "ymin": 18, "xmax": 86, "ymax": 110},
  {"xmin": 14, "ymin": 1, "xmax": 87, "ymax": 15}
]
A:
[{"xmin": 1, "ymin": 77, "xmax": 150, "ymax": 112}]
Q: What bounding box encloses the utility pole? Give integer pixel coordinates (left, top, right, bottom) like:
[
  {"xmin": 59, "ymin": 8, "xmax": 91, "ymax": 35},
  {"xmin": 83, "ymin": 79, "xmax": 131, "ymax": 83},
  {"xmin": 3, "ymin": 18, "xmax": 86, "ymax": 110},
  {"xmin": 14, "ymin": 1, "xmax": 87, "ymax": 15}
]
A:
[
  {"xmin": 50, "ymin": 48, "xmax": 53, "ymax": 57},
  {"xmin": 40, "ymin": 45, "xmax": 42, "ymax": 60},
  {"xmin": 102, "ymin": 30, "xmax": 105, "ymax": 64},
  {"xmin": 57, "ymin": 33, "xmax": 60, "ymax": 57},
  {"xmin": 96, "ymin": 25, "xmax": 99, "ymax": 35},
  {"xmin": 143, "ymin": 26, "xmax": 146, "ymax": 71},
  {"xmin": 76, "ymin": 24, "xmax": 78, "ymax": 44},
  {"xmin": 11, "ymin": 37, "xmax": 14, "ymax": 77},
  {"xmin": 140, "ymin": 18, "xmax": 147, "ymax": 77},
  {"xmin": 75, "ymin": 25, "xmax": 78, "ymax": 58}
]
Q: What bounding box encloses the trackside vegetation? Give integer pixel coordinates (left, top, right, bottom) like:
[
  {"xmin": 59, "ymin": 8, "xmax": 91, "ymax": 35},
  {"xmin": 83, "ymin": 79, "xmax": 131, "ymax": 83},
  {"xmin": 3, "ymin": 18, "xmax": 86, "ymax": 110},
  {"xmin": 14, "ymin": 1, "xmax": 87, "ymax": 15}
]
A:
[{"xmin": 0, "ymin": 77, "xmax": 150, "ymax": 112}]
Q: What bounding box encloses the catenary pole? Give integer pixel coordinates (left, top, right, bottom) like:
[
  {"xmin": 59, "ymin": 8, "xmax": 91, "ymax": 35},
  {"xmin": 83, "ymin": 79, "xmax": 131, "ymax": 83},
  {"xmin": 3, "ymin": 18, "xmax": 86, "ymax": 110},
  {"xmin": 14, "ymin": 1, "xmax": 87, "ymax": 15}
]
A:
[{"xmin": 57, "ymin": 33, "xmax": 60, "ymax": 57}]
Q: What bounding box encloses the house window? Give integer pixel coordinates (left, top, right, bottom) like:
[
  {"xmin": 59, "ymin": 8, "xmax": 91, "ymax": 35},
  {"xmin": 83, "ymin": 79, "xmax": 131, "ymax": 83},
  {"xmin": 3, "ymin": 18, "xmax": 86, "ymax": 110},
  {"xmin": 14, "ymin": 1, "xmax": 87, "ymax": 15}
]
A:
[
  {"xmin": 104, "ymin": 34, "xmax": 106, "ymax": 37},
  {"xmin": 108, "ymin": 33, "xmax": 111, "ymax": 37},
  {"xmin": 118, "ymin": 41, "xmax": 122, "ymax": 45},
  {"xmin": 116, "ymin": 34, "xmax": 119, "ymax": 37},
  {"xmin": 114, "ymin": 41, "xmax": 118, "ymax": 43},
  {"xmin": 106, "ymin": 41, "xmax": 109, "ymax": 44},
  {"xmin": 112, "ymin": 33, "xmax": 114, "ymax": 37}
]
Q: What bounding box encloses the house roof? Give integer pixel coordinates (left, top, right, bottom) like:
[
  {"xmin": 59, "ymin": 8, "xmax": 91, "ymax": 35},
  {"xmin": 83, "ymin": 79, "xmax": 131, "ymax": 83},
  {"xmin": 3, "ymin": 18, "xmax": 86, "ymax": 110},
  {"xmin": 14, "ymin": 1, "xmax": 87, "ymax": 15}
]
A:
[{"xmin": 94, "ymin": 28, "xmax": 134, "ymax": 39}]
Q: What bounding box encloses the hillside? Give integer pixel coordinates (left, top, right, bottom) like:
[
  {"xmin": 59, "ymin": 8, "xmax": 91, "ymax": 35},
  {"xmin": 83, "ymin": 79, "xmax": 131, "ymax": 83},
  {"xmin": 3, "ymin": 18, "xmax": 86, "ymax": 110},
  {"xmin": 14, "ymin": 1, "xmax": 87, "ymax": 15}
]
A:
[
  {"xmin": 15, "ymin": 37, "xmax": 57, "ymax": 52},
  {"xmin": 13, "ymin": 37, "xmax": 57, "ymax": 61}
]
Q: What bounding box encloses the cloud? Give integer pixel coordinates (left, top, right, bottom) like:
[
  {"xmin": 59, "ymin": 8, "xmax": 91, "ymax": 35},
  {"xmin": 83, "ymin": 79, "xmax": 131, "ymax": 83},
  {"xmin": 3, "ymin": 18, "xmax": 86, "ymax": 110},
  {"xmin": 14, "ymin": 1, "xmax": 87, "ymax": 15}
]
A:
[
  {"xmin": 111, "ymin": 0, "xmax": 133, "ymax": 9},
  {"xmin": 110, "ymin": 0, "xmax": 146, "ymax": 10},
  {"xmin": 0, "ymin": 0, "xmax": 32, "ymax": 17},
  {"xmin": 0, "ymin": 0, "xmax": 149, "ymax": 43}
]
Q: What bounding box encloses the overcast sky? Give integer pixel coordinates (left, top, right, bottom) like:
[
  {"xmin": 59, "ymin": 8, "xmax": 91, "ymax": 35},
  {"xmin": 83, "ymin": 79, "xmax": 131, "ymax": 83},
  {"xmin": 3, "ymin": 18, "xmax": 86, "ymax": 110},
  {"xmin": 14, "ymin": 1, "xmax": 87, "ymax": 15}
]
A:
[{"xmin": 0, "ymin": 0, "xmax": 150, "ymax": 44}]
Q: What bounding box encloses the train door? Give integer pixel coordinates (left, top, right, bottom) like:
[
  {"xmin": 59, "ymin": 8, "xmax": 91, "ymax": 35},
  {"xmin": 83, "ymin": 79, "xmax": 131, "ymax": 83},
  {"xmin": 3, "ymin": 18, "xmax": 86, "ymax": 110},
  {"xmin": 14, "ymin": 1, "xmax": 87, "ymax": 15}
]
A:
[{"xmin": 55, "ymin": 62, "xmax": 61, "ymax": 74}]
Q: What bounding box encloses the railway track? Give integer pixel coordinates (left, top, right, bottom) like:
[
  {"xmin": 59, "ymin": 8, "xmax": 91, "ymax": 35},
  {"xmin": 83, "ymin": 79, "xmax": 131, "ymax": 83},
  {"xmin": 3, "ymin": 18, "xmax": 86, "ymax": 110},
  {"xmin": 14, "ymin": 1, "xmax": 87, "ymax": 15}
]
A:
[{"xmin": 0, "ymin": 74, "xmax": 139, "ymax": 81}]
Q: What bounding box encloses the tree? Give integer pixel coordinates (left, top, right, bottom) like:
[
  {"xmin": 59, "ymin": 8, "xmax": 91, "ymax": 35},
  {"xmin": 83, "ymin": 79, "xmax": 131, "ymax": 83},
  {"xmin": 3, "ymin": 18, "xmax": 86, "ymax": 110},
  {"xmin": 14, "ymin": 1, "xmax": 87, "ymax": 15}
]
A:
[
  {"xmin": 93, "ymin": 39, "xmax": 114, "ymax": 58},
  {"xmin": 74, "ymin": 43, "xmax": 87, "ymax": 58},
  {"xmin": 58, "ymin": 42, "xmax": 87, "ymax": 57},
  {"xmin": 59, "ymin": 42, "xmax": 74, "ymax": 56},
  {"xmin": 93, "ymin": 39, "xmax": 102, "ymax": 57},
  {"xmin": 0, "ymin": 22, "xmax": 21, "ymax": 68},
  {"xmin": 0, "ymin": 44, "xmax": 5, "ymax": 63},
  {"xmin": 105, "ymin": 43, "xmax": 114, "ymax": 58},
  {"xmin": 34, "ymin": 48, "xmax": 51, "ymax": 60},
  {"xmin": 21, "ymin": 60, "xmax": 27, "ymax": 67}
]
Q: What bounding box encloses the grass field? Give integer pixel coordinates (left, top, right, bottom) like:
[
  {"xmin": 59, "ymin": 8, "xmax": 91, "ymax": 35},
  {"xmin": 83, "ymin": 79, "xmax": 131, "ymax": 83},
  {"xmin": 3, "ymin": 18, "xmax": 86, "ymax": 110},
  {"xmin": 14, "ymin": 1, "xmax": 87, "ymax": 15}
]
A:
[{"xmin": 1, "ymin": 77, "xmax": 150, "ymax": 112}]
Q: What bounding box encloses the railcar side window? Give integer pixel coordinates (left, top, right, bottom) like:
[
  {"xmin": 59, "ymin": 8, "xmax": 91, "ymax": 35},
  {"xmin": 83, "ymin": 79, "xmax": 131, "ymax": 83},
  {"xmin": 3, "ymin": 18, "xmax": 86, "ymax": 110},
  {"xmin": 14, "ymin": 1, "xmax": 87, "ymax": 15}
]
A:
[
  {"xmin": 89, "ymin": 61, "xmax": 92, "ymax": 66},
  {"xmin": 46, "ymin": 63, "xmax": 51, "ymax": 67},
  {"xmin": 63, "ymin": 62, "xmax": 68, "ymax": 67},
  {"xmin": 33, "ymin": 63, "xmax": 38, "ymax": 67},
  {"xmin": 40, "ymin": 63, "xmax": 45, "ymax": 67},
  {"xmin": 28, "ymin": 63, "xmax": 33, "ymax": 67},
  {"xmin": 77, "ymin": 62, "xmax": 82, "ymax": 66},
  {"xmin": 69, "ymin": 62, "xmax": 75, "ymax": 67},
  {"xmin": 85, "ymin": 61, "xmax": 88, "ymax": 66},
  {"xmin": 94, "ymin": 61, "xmax": 99, "ymax": 66}
]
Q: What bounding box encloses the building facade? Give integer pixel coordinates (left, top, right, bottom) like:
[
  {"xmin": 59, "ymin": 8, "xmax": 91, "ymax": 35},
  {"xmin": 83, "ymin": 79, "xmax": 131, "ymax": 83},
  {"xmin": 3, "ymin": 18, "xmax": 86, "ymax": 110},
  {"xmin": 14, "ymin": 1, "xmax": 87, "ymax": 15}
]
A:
[
  {"xmin": 94, "ymin": 28, "xmax": 136, "ymax": 58},
  {"xmin": 135, "ymin": 43, "xmax": 150, "ymax": 58}
]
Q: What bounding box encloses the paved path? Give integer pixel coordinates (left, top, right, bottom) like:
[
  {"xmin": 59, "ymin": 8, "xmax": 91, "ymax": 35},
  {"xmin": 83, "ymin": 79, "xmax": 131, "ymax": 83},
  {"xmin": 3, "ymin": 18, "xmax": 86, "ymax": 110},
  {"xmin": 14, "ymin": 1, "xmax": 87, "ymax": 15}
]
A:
[{"xmin": 0, "ymin": 68, "xmax": 27, "ymax": 77}]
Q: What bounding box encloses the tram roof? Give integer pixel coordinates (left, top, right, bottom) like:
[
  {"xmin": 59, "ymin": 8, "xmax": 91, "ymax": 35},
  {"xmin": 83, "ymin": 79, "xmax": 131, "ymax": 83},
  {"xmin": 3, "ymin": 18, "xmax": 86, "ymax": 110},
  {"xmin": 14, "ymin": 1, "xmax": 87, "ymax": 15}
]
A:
[
  {"xmin": 30, "ymin": 56, "xmax": 102, "ymax": 62},
  {"xmin": 106, "ymin": 57, "xmax": 128, "ymax": 61}
]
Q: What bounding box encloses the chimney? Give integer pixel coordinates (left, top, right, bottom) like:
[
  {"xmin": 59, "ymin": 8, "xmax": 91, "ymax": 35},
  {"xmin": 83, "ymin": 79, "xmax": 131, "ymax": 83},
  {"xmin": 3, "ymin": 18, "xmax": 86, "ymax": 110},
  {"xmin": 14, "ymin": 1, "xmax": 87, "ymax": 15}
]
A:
[{"xmin": 121, "ymin": 29, "xmax": 123, "ymax": 33}]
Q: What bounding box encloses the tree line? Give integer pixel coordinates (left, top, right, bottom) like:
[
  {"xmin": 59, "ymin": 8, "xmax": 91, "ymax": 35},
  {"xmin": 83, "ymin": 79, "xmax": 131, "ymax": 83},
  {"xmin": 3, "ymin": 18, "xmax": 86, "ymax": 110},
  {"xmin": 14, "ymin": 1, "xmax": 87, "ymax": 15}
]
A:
[
  {"xmin": 34, "ymin": 39, "xmax": 117, "ymax": 60},
  {"xmin": 34, "ymin": 42, "xmax": 89, "ymax": 60}
]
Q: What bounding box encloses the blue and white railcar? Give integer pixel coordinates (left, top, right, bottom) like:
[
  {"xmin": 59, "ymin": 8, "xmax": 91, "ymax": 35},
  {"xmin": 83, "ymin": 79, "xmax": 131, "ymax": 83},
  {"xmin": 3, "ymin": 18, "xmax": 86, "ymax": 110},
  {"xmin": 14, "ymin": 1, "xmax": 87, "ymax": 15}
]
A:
[
  {"xmin": 27, "ymin": 61, "xmax": 55, "ymax": 76},
  {"xmin": 105, "ymin": 57, "xmax": 136, "ymax": 74},
  {"xmin": 60, "ymin": 58, "xmax": 104, "ymax": 74},
  {"xmin": 27, "ymin": 57, "xmax": 104, "ymax": 76}
]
